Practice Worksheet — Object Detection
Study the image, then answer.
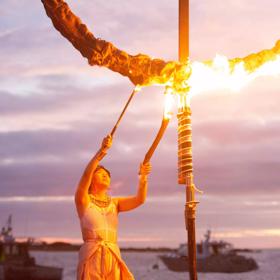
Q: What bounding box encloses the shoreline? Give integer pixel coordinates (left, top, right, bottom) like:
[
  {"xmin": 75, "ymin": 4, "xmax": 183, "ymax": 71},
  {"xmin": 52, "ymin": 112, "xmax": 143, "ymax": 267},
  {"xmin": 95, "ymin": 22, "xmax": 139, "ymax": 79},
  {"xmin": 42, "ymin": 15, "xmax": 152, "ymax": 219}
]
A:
[
  {"xmin": 29, "ymin": 243, "xmax": 176, "ymax": 252},
  {"xmin": 29, "ymin": 243, "xmax": 265, "ymax": 253}
]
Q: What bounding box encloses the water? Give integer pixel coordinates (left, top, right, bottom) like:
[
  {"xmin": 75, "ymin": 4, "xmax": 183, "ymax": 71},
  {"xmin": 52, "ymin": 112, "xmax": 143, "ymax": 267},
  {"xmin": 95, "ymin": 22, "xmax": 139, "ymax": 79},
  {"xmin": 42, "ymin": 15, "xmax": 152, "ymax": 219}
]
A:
[{"xmin": 31, "ymin": 249, "xmax": 280, "ymax": 280}]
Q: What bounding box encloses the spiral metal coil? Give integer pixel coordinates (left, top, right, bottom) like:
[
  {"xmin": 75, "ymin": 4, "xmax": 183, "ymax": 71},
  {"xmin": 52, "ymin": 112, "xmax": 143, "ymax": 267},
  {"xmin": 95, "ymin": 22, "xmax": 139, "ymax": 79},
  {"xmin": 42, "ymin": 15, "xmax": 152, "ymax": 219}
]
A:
[{"xmin": 178, "ymin": 107, "xmax": 193, "ymax": 184}]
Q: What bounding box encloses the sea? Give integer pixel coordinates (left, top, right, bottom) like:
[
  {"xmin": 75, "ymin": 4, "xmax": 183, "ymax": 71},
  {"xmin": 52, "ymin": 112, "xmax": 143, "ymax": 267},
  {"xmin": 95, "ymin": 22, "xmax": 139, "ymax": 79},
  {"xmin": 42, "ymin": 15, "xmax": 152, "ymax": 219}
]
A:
[{"xmin": 31, "ymin": 249, "xmax": 280, "ymax": 280}]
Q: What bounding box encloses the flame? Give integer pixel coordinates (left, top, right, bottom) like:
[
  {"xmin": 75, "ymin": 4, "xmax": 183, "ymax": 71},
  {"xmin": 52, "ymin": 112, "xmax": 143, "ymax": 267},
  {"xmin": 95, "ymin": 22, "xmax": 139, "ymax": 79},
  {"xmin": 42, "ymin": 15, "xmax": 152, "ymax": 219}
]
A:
[
  {"xmin": 166, "ymin": 45, "xmax": 280, "ymax": 113},
  {"xmin": 189, "ymin": 53, "xmax": 280, "ymax": 96},
  {"xmin": 177, "ymin": 92, "xmax": 191, "ymax": 111},
  {"xmin": 164, "ymin": 88, "xmax": 174, "ymax": 119},
  {"xmin": 42, "ymin": 0, "xmax": 280, "ymax": 94}
]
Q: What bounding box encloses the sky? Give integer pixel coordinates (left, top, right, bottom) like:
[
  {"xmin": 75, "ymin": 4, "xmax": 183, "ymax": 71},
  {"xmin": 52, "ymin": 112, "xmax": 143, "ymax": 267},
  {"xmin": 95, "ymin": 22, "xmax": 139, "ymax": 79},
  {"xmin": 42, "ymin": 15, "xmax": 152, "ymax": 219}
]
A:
[{"xmin": 0, "ymin": 0, "xmax": 280, "ymax": 249}]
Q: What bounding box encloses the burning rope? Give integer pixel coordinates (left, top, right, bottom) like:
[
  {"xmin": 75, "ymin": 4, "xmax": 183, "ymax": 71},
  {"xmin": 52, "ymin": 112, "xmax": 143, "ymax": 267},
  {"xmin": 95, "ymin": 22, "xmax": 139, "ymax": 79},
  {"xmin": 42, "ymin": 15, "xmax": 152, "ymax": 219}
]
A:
[
  {"xmin": 42, "ymin": 0, "xmax": 280, "ymax": 94},
  {"xmin": 41, "ymin": 0, "xmax": 190, "ymax": 91}
]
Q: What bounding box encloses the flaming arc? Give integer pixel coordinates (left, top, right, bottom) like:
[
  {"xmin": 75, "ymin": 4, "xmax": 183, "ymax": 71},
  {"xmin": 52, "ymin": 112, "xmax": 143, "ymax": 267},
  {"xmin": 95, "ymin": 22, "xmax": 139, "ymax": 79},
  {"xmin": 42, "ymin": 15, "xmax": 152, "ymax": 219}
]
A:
[{"xmin": 42, "ymin": 0, "xmax": 280, "ymax": 98}]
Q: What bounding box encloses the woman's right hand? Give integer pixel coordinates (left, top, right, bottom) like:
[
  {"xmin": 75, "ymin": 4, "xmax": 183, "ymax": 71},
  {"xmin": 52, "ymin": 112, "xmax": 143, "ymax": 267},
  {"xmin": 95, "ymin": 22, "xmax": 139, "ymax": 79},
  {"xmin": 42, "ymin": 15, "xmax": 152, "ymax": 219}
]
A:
[
  {"xmin": 101, "ymin": 134, "xmax": 113, "ymax": 152},
  {"xmin": 139, "ymin": 162, "xmax": 152, "ymax": 176}
]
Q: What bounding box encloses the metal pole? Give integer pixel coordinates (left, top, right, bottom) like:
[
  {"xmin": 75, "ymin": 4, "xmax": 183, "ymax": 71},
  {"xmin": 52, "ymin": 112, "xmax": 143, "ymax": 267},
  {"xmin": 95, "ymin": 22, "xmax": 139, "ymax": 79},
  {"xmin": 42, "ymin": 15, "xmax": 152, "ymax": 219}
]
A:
[
  {"xmin": 178, "ymin": 1, "xmax": 198, "ymax": 280},
  {"xmin": 179, "ymin": 0, "xmax": 189, "ymax": 62}
]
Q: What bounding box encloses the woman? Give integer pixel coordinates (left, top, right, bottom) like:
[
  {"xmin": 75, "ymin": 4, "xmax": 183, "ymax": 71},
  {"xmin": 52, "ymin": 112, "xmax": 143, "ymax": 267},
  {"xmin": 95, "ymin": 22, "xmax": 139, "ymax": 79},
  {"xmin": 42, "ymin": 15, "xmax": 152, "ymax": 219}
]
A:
[{"xmin": 75, "ymin": 134, "xmax": 151, "ymax": 280}]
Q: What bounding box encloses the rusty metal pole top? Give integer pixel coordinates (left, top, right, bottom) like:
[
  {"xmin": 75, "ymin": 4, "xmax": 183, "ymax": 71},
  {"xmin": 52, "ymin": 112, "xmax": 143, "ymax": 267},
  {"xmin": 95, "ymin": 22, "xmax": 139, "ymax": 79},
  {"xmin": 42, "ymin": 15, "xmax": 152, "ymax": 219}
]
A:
[{"xmin": 179, "ymin": 0, "xmax": 189, "ymax": 63}]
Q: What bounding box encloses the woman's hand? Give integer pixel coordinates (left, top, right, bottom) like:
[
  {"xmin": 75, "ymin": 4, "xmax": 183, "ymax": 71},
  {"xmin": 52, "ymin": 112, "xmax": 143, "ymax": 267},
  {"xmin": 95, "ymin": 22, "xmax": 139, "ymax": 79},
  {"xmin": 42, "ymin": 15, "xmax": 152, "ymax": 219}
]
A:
[
  {"xmin": 101, "ymin": 134, "xmax": 113, "ymax": 152},
  {"xmin": 139, "ymin": 162, "xmax": 152, "ymax": 177}
]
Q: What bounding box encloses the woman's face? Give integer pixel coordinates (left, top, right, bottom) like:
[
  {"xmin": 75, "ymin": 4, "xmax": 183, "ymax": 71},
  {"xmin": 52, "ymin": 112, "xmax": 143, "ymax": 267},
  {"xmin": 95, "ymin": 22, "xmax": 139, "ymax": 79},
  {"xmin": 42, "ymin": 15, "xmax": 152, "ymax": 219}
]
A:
[{"xmin": 92, "ymin": 168, "xmax": 111, "ymax": 191}]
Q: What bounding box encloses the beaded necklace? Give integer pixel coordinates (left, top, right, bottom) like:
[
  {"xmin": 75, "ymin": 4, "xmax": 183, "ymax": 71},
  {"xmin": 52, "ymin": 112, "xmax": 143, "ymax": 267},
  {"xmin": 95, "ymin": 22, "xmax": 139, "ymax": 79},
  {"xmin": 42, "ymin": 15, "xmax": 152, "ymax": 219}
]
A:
[{"xmin": 89, "ymin": 194, "xmax": 111, "ymax": 208}]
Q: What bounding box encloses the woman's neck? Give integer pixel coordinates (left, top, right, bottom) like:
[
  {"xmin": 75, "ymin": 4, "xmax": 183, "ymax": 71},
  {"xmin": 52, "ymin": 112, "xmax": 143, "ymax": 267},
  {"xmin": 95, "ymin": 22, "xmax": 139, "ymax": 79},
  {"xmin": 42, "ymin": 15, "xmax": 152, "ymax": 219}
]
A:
[{"xmin": 90, "ymin": 189, "xmax": 109, "ymax": 200}]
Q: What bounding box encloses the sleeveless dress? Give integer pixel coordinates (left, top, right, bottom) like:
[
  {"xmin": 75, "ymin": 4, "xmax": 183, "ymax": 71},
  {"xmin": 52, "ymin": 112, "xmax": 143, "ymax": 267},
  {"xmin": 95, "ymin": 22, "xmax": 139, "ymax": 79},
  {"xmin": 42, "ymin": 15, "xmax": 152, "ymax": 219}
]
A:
[{"xmin": 77, "ymin": 199, "xmax": 135, "ymax": 280}]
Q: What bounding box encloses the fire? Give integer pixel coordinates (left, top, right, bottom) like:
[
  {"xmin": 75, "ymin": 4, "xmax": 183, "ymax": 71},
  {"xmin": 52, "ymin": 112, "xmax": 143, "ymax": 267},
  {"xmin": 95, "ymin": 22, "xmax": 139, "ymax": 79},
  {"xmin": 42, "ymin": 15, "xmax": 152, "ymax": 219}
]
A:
[
  {"xmin": 177, "ymin": 92, "xmax": 190, "ymax": 111},
  {"xmin": 163, "ymin": 88, "xmax": 175, "ymax": 120},
  {"xmin": 188, "ymin": 49, "xmax": 280, "ymax": 97},
  {"xmin": 42, "ymin": 0, "xmax": 280, "ymax": 95}
]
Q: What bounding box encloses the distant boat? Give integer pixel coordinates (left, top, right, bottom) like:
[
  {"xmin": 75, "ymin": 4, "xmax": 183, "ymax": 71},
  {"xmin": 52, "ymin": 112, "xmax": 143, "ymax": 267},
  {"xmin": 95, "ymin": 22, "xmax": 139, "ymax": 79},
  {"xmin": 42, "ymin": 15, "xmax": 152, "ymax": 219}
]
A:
[
  {"xmin": 0, "ymin": 215, "xmax": 63, "ymax": 280},
  {"xmin": 159, "ymin": 230, "xmax": 258, "ymax": 273}
]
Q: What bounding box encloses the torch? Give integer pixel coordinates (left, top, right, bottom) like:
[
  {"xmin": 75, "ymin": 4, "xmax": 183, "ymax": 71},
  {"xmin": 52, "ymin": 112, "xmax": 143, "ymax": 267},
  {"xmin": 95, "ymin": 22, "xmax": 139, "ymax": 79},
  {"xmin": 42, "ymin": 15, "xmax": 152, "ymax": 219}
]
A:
[
  {"xmin": 142, "ymin": 87, "xmax": 174, "ymax": 164},
  {"xmin": 109, "ymin": 86, "xmax": 141, "ymax": 137}
]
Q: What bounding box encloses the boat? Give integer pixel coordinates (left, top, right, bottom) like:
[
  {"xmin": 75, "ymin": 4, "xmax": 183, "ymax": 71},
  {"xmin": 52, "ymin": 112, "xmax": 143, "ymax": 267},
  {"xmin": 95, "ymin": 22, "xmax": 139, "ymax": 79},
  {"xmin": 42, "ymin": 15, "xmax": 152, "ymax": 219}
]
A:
[
  {"xmin": 159, "ymin": 230, "xmax": 258, "ymax": 273},
  {"xmin": 0, "ymin": 215, "xmax": 63, "ymax": 280}
]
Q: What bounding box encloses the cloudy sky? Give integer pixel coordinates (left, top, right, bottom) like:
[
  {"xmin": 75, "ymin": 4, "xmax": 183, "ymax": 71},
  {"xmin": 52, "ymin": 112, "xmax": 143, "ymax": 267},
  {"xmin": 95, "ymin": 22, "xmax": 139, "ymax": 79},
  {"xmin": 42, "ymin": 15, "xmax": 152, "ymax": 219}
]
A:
[{"xmin": 0, "ymin": 0, "xmax": 280, "ymax": 249}]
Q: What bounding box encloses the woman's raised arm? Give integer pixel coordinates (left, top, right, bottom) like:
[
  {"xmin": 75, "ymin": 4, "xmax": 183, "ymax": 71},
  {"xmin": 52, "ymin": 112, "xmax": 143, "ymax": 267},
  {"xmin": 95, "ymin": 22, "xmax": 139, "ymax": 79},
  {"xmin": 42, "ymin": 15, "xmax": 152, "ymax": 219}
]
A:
[{"xmin": 75, "ymin": 135, "xmax": 112, "ymax": 217}]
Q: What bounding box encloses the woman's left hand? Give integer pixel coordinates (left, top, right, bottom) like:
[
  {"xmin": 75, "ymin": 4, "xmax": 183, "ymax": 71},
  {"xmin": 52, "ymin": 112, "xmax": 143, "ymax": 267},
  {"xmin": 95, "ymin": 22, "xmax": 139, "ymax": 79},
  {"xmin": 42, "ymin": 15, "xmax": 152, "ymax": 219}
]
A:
[
  {"xmin": 139, "ymin": 162, "xmax": 152, "ymax": 176},
  {"xmin": 101, "ymin": 134, "xmax": 113, "ymax": 152}
]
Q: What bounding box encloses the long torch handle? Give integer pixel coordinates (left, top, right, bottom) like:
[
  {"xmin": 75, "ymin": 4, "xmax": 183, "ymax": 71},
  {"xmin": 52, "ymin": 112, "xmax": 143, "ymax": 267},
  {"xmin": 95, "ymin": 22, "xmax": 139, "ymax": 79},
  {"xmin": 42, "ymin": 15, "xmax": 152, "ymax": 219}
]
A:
[
  {"xmin": 110, "ymin": 86, "xmax": 140, "ymax": 137},
  {"xmin": 143, "ymin": 118, "xmax": 170, "ymax": 164}
]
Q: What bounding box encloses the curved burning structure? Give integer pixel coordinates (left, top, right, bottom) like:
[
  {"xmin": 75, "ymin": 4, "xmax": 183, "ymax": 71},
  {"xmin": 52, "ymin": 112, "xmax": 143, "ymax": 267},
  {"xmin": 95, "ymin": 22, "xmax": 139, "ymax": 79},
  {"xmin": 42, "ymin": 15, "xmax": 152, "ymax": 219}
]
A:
[
  {"xmin": 41, "ymin": 0, "xmax": 191, "ymax": 91},
  {"xmin": 41, "ymin": 0, "xmax": 280, "ymax": 93}
]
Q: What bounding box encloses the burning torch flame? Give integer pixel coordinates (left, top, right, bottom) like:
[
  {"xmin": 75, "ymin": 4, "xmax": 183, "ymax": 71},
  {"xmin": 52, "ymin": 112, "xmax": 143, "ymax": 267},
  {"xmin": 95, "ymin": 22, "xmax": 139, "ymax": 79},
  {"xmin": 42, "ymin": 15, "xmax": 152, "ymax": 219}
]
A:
[{"xmin": 164, "ymin": 88, "xmax": 175, "ymax": 120}]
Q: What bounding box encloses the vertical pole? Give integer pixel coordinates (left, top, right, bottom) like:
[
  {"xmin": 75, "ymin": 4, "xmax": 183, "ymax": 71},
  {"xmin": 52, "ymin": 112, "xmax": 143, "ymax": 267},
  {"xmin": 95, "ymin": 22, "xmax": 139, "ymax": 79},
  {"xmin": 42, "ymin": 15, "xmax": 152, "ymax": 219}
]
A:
[
  {"xmin": 178, "ymin": 1, "xmax": 198, "ymax": 280},
  {"xmin": 179, "ymin": 0, "xmax": 189, "ymax": 62}
]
